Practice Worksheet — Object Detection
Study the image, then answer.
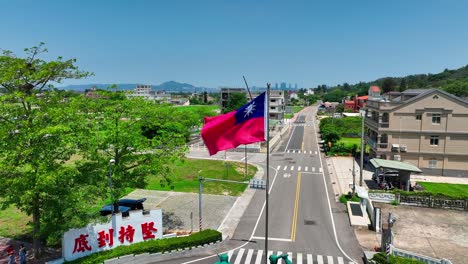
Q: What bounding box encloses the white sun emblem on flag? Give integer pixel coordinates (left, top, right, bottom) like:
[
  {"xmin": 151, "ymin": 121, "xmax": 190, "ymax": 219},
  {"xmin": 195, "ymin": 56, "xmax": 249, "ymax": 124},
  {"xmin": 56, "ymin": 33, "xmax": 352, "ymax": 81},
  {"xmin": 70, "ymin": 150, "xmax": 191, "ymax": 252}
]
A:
[{"xmin": 244, "ymin": 101, "xmax": 256, "ymax": 118}]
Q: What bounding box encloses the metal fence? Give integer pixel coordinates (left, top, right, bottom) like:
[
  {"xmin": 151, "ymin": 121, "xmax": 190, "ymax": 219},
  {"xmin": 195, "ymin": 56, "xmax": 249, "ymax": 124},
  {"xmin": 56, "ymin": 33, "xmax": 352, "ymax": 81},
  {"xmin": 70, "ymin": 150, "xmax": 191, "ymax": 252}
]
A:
[{"xmin": 369, "ymin": 192, "xmax": 468, "ymax": 211}]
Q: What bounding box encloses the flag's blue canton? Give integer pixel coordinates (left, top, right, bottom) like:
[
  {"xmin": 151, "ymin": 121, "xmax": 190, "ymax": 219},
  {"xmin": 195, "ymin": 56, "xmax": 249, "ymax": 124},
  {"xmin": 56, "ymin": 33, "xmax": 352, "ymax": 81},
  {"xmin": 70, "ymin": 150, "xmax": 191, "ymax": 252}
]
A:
[{"xmin": 234, "ymin": 92, "xmax": 265, "ymax": 125}]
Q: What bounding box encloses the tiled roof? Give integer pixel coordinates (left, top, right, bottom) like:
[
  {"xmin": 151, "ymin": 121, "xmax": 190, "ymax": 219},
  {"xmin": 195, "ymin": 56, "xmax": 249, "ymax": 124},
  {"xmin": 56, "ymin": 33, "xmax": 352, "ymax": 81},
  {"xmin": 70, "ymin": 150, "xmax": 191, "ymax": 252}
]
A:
[{"xmin": 370, "ymin": 86, "xmax": 380, "ymax": 92}]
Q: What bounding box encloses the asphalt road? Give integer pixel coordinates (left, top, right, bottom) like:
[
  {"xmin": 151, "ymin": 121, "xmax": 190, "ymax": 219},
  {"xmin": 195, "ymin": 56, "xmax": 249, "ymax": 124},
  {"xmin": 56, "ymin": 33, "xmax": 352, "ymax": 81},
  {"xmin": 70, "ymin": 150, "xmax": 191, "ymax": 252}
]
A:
[{"xmin": 157, "ymin": 107, "xmax": 363, "ymax": 264}]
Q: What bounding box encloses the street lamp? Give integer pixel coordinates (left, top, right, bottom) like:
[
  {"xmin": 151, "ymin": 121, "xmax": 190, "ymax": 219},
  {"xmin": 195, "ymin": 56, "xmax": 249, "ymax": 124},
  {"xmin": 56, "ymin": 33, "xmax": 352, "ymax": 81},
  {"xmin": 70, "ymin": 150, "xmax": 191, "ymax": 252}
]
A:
[{"xmin": 109, "ymin": 159, "xmax": 115, "ymax": 215}]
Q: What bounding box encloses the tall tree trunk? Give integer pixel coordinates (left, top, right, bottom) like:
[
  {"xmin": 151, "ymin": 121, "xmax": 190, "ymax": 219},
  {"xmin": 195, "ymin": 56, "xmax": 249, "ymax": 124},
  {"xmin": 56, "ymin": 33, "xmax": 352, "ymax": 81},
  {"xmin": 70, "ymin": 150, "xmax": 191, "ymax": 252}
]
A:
[{"xmin": 32, "ymin": 200, "xmax": 42, "ymax": 259}]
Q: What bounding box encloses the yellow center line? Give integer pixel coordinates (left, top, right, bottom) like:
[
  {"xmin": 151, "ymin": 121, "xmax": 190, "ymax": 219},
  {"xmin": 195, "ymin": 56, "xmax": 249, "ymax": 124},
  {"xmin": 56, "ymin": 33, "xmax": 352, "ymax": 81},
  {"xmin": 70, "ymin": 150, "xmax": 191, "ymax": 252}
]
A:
[
  {"xmin": 290, "ymin": 172, "xmax": 301, "ymax": 241},
  {"xmin": 301, "ymin": 141, "xmax": 304, "ymax": 151}
]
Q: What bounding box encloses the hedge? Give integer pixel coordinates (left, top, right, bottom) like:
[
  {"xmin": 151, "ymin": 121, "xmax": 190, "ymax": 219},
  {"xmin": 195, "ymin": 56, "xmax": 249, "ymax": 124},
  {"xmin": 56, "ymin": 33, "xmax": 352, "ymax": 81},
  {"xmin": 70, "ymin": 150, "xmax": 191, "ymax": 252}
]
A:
[
  {"xmin": 371, "ymin": 252, "xmax": 425, "ymax": 264},
  {"xmin": 66, "ymin": 229, "xmax": 222, "ymax": 264}
]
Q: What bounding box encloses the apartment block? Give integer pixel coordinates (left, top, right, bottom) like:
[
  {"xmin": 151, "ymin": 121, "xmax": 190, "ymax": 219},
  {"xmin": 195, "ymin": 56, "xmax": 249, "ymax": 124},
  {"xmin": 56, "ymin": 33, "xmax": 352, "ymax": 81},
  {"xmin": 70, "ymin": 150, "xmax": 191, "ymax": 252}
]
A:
[{"xmin": 364, "ymin": 88, "xmax": 468, "ymax": 177}]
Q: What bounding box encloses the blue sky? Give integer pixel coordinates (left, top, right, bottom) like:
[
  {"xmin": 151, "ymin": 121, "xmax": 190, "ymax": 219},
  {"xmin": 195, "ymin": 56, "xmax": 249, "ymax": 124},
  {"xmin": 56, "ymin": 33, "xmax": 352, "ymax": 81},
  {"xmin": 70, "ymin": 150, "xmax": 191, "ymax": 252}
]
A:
[{"xmin": 1, "ymin": 0, "xmax": 468, "ymax": 88}]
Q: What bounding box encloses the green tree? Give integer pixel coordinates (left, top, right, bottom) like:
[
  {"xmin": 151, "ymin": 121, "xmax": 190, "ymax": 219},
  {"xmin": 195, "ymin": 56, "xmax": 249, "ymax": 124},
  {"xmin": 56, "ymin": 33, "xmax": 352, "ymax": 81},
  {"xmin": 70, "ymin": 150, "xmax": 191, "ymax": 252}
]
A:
[
  {"xmin": 382, "ymin": 77, "xmax": 397, "ymax": 93},
  {"xmin": 223, "ymin": 92, "xmax": 247, "ymax": 113},
  {"xmin": 399, "ymin": 78, "xmax": 407, "ymax": 92},
  {"xmin": 322, "ymin": 88, "xmax": 345, "ymax": 102},
  {"xmin": 76, "ymin": 96, "xmax": 188, "ymax": 202},
  {"xmin": 443, "ymin": 80, "xmax": 468, "ymax": 98},
  {"xmin": 335, "ymin": 103, "xmax": 344, "ymax": 113},
  {"xmin": 0, "ymin": 43, "xmax": 92, "ymax": 256}
]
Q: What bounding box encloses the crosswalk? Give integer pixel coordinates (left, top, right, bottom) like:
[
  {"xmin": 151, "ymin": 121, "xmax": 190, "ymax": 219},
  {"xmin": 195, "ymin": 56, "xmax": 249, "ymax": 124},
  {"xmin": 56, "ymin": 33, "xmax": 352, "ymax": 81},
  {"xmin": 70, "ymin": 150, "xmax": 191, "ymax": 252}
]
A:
[
  {"xmin": 292, "ymin": 123, "xmax": 315, "ymax": 127},
  {"xmin": 225, "ymin": 248, "xmax": 354, "ymax": 264},
  {"xmin": 277, "ymin": 165, "xmax": 322, "ymax": 173},
  {"xmin": 285, "ymin": 150, "xmax": 318, "ymax": 155}
]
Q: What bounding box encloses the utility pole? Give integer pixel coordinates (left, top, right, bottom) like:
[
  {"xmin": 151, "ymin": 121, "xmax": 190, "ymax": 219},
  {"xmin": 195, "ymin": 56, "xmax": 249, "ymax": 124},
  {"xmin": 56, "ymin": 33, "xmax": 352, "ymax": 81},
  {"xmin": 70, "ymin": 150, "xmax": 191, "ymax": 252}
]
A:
[
  {"xmin": 360, "ymin": 109, "xmax": 365, "ymax": 186},
  {"xmin": 198, "ymin": 171, "xmax": 203, "ymax": 231},
  {"xmin": 108, "ymin": 159, "xmax": 116, "ymax": 214},
  {"xmin": 352, "ymin": 155, "xmax": 356, "ymax": 196}
]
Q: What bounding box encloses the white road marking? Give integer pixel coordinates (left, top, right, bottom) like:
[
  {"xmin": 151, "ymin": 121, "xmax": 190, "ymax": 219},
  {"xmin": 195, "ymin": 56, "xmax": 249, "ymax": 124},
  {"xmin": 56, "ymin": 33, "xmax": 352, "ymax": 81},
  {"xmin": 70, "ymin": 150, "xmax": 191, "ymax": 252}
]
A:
[
  {"xmin": 227, "ymin": 250, "xmax": 234, "ymax": 261},
  {"xmin": 245, "ymin": 249, "xmax": 254, "ymax": 264},
  {"xmin": 338, "ymin": 256, "xmax": 345, "ymax": 264},
  {"xmin": 277, "ymin": 251, "xmax": 283, "ymax": 264},
  {"xmin": 305, "ymin": 166, "xmax": 308, "ymax": 171},
  {"xmin": 298, "ymin": 166, "xmax": 301, "ymax": 171},
  {"xmin": 315, "ymin": 151, "xmax": 318, "ymax": 155},
  {"xmin": 312, "ymin": 167, "xmax": 316, "ymax": 172},
  {"xmin": 277, "ymin": 165, "xmax": 281, "ymax": 170},
  {"xmin": 317, "ymin": 255, "xmax": 324, "ymax": 264},
  {"xmin": 291, "ymin": 166, "xmax": 294, "ymax": 171},
  {"xmin": 254, "ymin": 250, "xmax": 263, "ymax": 264},
  {"xmin": 233, "ymin": 248, "xmax": 244, "ymax": 264},
  {"xmin": 307, "ymin": 254, "xmax": 313, "ymax": 264},
  {"xmin": 319, "ymin": 167, "xmax": 323, "ymax": 172},
  {"xmin": 309, "ymin": 150, "xmax": 312, "ymax": 154},
  {"xmin": 251, "ymin": 236, "xmax": 292, "ymax": 242},
  {"xmin": 297, "ymin": 253, "xmax": 303, "ymax": 264},
  {"xmin": 327, "ymin": 255, "xmax": 334, "ymax": 264},
  {"xmin": 284, "ymin": 166, "xmax": 288, "ymax": 171}
]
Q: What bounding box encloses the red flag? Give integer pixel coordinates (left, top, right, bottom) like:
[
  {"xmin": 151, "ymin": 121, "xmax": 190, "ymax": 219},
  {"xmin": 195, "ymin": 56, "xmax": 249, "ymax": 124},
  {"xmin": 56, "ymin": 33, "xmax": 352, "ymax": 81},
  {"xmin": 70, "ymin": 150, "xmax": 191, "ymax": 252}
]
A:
[{"xmin": 201, "ymin": 92, "xmax": 266, "ymax": 155}]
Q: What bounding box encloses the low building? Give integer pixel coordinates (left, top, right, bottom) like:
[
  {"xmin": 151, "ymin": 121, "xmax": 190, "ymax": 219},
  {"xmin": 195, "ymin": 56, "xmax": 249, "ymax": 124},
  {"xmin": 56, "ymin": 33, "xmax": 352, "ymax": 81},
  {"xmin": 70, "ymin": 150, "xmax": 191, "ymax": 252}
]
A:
[
  {"xmin": 364, "ymin": 87, "xmax": 468, "ymax": 177},
  {"xmin": 344, "ymin": 95, "xmax": 369, "ymax": 112}
]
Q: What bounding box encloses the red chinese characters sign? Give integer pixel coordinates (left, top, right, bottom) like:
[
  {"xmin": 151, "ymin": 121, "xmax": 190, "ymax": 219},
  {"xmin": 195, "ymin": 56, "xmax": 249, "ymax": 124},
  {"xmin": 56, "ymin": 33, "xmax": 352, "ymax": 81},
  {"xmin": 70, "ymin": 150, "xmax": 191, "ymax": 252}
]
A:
[{"xmin": 64, "ymin": 209, "xmax": 163, "ymax": 262}]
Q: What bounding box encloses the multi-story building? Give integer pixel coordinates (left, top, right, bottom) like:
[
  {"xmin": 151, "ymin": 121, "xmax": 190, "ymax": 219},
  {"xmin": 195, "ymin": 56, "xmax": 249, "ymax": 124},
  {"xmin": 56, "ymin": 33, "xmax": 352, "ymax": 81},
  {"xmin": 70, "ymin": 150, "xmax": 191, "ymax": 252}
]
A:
[
  {"xmin": 364, "ymin": 87, "xmax": 468, "ymax": 177},
  {"xmin": 269, "ymin": 90, "xmax": 286, "ymax": 120},
  {"xmin": 219, "ymin": 88, "xmax": 246, "ymax": 112}
]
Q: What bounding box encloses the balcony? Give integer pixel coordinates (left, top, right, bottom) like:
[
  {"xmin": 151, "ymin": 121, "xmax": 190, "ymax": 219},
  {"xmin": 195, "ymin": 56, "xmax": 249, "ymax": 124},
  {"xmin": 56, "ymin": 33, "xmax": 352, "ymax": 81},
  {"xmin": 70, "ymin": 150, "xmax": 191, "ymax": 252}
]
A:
[
  {"xmin": 365, "ymin": 136, "xmax": 388, "ymax": 150},
  {"xmin": 379, "ymin": 122, "xmax": 389, "ymax": 128}
]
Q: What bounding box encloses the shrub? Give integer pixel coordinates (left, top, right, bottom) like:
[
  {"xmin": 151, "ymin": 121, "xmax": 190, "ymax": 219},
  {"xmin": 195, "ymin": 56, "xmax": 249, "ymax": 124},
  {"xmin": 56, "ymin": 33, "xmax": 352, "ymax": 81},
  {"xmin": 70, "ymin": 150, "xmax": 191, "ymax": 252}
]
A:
[
  {"xmin": 339, "ymin": 193, "xmax": 360, "ymax": 204},
  {"xmin": 66, "ymin": 229, "xmax": 222, "ymax": 263},
  {"xmin": 371, "ymin": 252, "xmax": 425, "ymax": 264}
]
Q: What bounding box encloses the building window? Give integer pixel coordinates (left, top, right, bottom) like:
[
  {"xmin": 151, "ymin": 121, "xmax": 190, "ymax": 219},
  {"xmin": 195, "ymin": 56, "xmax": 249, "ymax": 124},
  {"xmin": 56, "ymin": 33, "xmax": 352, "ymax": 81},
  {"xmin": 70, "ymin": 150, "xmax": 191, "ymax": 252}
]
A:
[
  {"xmin": 432, "ymin": 114, "xmax": 441, "ymax": 124},
  {"xmin": 416, "ymin": 114, "xmax": 422, "ymax": 120},
  {"xmin": 430, "ymin": 135, "xmax": 439, "ymax": 146},
  {"xmin": 428, "ymin": 159, "xmax": 437, "ymax": 168}
]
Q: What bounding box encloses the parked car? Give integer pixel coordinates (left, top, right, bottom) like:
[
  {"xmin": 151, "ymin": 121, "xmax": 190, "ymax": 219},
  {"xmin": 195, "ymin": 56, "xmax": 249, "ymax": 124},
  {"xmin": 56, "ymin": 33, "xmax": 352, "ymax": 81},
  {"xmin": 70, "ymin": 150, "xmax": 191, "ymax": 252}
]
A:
[{"xmin": 100, "ymin": 198, "xmax": 147, "ymax": 217}]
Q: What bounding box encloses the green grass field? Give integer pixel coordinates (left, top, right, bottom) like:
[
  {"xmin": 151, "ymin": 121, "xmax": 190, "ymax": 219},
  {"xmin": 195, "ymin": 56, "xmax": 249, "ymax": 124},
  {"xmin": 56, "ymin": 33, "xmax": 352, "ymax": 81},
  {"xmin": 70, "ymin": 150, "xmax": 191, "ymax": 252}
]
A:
[
  {"xmin": 417, "ymin": 182, "xmax": 468, "ymax": 199},
  {"xmin": 146, "ymin": 158, "xmax": 257, "ymax": 196},
  {"xmin": 292, "ymin": 106, "xmax": 303, "ymax": 113},
  {"xmin": 0, "ymin": 206, "xmax": 31, "ymax": 239},
  {"xmin": 173, "ymin": 105, "xmax": 219, "ymax": 112},
  {"xmin": 337, "ymin": 137, "xmax": 370, "ymax": 152}
]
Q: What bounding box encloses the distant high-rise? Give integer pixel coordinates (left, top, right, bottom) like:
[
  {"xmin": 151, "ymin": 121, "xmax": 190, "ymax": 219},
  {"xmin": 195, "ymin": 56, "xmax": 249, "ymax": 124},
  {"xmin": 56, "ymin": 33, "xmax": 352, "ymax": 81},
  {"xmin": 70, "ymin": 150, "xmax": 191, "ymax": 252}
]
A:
[
  {"xmin": 295, "ymin": 83, "xmax": 298, "ymax": 89},
  {"xmin": 280, "ymin": 82, "xmax": 287, "ymax": 90},
  {"xmin": 288, "ymin": 83, "xmax": 291, "ymax": 89},
  {"xmin": 275, "ymin": 83, "xmax": 278, "ymax": 89}
]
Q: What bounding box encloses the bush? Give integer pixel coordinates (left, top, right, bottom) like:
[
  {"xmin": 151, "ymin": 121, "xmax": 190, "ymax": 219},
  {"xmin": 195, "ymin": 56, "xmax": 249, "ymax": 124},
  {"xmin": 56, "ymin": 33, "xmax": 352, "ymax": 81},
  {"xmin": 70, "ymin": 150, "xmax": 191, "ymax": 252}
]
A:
[
  {"xmin": 371, "ymin": 252, "xmax": 425, "ymax": 264},
  {"xmin": 66, "ymin": 229, "xmax": 222, "ymax": 263},
  {"xmin": 339, "ymin": 193, "xmax": 360, "ymax": 204}
]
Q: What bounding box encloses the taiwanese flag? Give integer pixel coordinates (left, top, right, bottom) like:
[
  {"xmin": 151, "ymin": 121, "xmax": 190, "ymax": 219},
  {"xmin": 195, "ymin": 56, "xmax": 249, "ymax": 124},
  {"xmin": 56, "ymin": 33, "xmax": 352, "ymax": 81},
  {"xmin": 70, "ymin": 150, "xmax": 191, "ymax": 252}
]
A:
[{"xmin": 201, "ymin": 92, "xmax": 266, "ymax": 155}]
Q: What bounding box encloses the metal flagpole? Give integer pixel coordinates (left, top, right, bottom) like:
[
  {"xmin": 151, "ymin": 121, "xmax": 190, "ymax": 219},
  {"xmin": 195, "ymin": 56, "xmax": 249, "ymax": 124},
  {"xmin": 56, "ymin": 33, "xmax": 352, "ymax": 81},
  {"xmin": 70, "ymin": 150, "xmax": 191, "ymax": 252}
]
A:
[
  {"xmin": 265, "ymin": 83, "xmax": 270, "ymax": 264},
  {"xmin": 243, "ymin": 76, "xmax": 253, "ymax": 181}
]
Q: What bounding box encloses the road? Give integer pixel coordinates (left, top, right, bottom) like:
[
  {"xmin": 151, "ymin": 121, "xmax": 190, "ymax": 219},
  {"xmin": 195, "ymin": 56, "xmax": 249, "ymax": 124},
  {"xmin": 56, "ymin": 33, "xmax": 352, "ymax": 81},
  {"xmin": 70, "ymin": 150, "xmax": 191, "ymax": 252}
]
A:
[{"xmin": 157, "ymin": 107, "xmax": 363, "ymax": 264}]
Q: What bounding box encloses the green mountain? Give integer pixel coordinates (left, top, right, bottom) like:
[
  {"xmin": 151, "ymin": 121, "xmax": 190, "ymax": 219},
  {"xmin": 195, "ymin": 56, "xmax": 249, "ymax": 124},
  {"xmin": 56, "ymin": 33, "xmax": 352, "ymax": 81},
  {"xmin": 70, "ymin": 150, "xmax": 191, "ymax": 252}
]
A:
[{"xmin": 325, "ymin": 65, "xmax": 468, "ymax": 98}]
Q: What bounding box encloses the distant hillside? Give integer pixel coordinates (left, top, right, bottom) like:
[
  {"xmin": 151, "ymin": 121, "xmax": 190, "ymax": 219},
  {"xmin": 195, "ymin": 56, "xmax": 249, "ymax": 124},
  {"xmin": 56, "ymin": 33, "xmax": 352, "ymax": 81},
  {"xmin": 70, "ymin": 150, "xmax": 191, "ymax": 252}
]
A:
[
  {"xmin": 323, "ymin": 65, "xmax": 468, "ymax": 98},
  {"xmin": 59, "ymin": 81, "xmax": 218, "ymax": 93}
]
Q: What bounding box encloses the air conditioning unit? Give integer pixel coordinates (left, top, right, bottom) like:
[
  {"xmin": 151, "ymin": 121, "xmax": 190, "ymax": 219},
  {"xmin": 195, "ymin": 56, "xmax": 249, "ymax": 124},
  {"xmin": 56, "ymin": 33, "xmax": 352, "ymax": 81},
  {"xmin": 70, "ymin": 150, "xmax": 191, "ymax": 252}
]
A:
[
  {"xmin": 400, "ymin": 146, "xmax": 407, "ymax": 152},
  {"xmin": 393, "ymin": 155, "xmax": 401, "ymax": 161}
]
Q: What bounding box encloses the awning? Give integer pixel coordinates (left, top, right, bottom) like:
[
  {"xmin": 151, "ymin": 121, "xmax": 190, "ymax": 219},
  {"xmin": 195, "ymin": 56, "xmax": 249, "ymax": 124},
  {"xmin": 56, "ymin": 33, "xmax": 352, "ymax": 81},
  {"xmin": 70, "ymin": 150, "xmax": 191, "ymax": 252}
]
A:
[{"xmin": 370, "ymin": 158, "xmax": 422, "ymax": 173}]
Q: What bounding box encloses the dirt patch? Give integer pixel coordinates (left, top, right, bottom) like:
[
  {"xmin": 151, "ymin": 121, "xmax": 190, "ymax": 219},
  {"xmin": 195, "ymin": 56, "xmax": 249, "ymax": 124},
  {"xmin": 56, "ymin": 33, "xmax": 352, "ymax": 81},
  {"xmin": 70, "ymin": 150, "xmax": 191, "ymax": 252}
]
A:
[{"xmin": 356, "ymin": 203, "xmax": 468, "ymax": 264}]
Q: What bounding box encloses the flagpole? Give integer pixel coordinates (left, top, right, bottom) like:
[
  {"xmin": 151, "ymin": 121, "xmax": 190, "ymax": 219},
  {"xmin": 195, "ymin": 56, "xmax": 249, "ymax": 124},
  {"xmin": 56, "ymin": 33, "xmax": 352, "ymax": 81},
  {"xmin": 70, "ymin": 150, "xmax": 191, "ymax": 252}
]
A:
[
  {"xmin": 243, "ymin": 76, "xmax": 253, "ymax": 181},
  {"xmin": 265, "ymin": 83, "xmax": 270, "ymax": 264}
]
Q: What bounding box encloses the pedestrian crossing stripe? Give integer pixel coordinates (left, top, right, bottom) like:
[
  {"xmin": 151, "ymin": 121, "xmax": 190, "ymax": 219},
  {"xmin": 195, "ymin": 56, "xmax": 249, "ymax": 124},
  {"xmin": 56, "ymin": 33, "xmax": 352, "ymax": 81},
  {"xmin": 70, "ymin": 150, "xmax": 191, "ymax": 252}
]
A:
[
  {"xmin": 285, "ymin": 149, "xmax": 319, "ymax": 155},
  {"xmin": 276, "ymin": 166, "xmax": 323, "ymax": 172},
  {"xmin": 226, "ymin": 248, "xmax": 354, "ymax": 264}
]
